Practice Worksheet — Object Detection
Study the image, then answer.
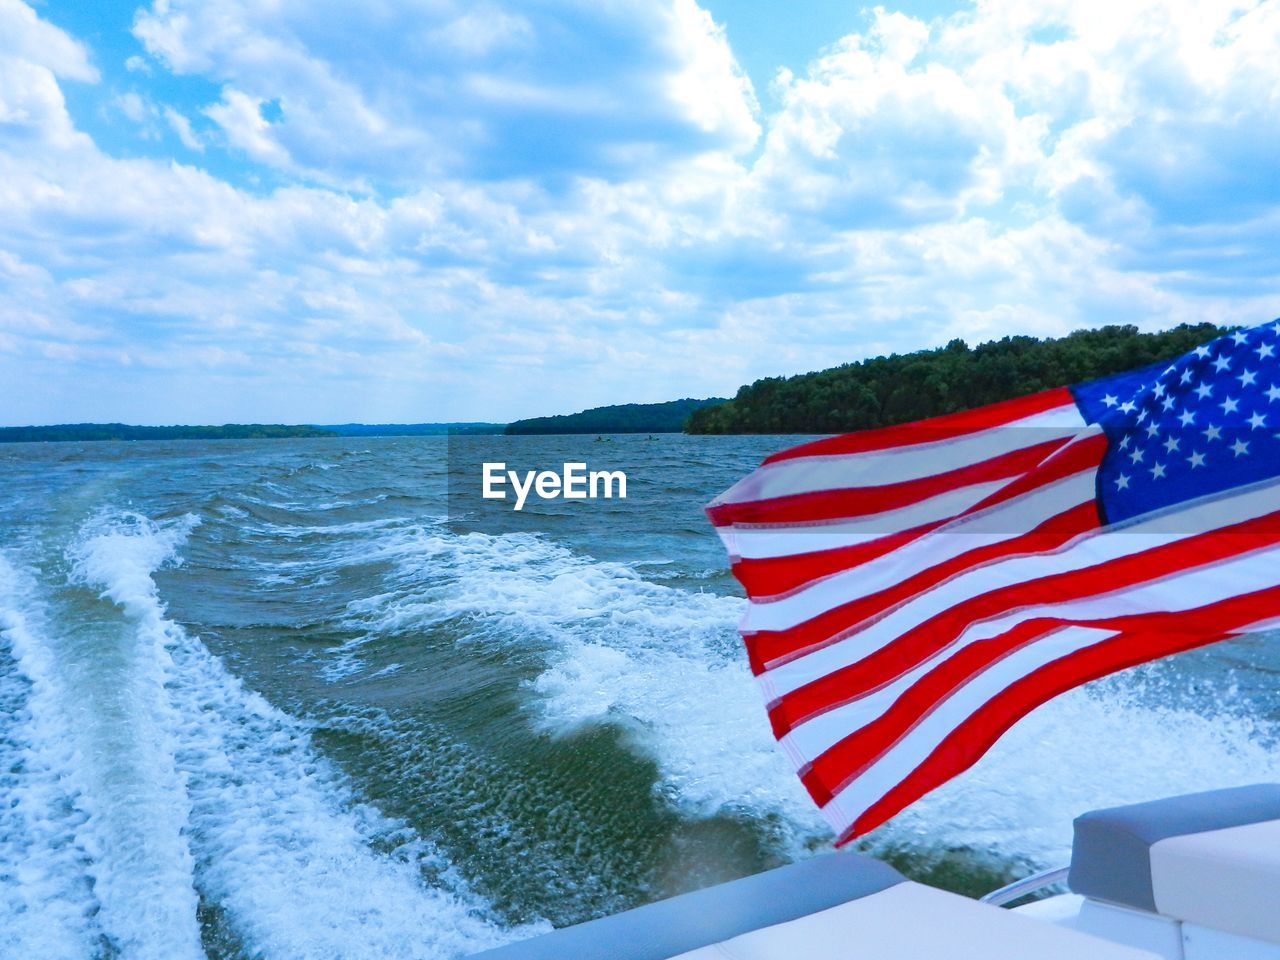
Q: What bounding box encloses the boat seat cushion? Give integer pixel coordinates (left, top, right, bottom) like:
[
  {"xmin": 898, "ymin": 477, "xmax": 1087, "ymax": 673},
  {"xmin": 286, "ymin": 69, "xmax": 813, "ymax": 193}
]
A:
[
  {"xmin": 668, "ymin": 882, "xmax": 1159, "ymax": 960},
  {"xmin": 1150, "ymin": 818, "xmax": 1280, "ymax": 944},
  {"xmin": 1068, "ymin": 783, "xmax": 1280, "ymax": 914},
  {"xmin": 469, "ymin": 853, "xmax": 906, "ymax": 960}
]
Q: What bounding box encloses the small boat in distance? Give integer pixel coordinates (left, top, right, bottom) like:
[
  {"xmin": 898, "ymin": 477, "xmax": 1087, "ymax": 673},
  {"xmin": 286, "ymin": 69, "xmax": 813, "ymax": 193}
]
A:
[{"xmin": 472, "ymin": 783, "xmax": 1280, "ymax": 959}]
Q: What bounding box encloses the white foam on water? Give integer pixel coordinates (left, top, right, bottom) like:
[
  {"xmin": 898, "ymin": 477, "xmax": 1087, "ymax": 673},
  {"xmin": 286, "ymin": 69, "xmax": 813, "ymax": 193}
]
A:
[
  {"xmin": 0, "ymin": 555, "xmax": 101, "ymax": 960},
  {"xmin": 238, "ymin": 515, "xmax": 410, "ymax": 548},
  {"xmin": 350, "ymin": 524, "xmax": 1280, "ymax": 873},
  {"xmin": 54, "ymin": 512, "xmax": 532, "ymax": 960},
  {"xmin": 343, "ymin": 526, "xmax": 830, "ymax": 851},
  {"xmin": 64, "ymin": 514, "xmax": 207, "ymax": 960},
  {"xmin": 863, "ymin": 673, "xmax": 1280, "ymax": 870}
]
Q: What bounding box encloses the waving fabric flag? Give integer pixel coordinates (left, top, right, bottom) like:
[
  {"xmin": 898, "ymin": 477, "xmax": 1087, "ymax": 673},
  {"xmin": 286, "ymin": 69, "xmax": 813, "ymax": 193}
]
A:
[{"xmin": 708, "ymin": 321, "xmax": 1280, "ymax": 844}]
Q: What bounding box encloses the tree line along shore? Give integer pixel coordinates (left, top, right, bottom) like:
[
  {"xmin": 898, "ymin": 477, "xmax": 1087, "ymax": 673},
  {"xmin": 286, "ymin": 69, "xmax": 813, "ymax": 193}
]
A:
[
  {"xmin": 683, "ymin": 323, "xmax": 1226, "ymax": 434},
  {"xmin": 0, "ymin": 422, "xmax": 505, "ymax": 443},
  {"xmin": 1, "ymin": 324, "xmax": 1229, "ymax": 442}
]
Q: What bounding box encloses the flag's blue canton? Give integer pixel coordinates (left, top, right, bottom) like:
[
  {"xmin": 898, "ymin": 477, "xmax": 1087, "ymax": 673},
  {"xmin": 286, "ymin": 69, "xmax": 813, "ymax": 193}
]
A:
[{"xmin": 1075, "ymin": 320, "xmax": 1280, "ymax": 525}]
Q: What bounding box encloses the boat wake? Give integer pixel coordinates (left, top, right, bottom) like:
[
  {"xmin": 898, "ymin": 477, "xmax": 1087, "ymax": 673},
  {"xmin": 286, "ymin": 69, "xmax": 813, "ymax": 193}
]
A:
[
  {"xmin": 0, "ymin": 559, "xmax": 101, "ymax": 960},
  {"xmin": 341, "ymin": 522, "xmax": 1280, "ymax": 875},
  {"xmin": 338, "ymin": 524, "xmax": 830, "ymax": 851},
  {"xmin": 0, "ymin": 513, "xmax": 531, "ymax": 960},
  {"xmin": 5, "ymin": 501, "xmax": 1279, "ymax": 959}
]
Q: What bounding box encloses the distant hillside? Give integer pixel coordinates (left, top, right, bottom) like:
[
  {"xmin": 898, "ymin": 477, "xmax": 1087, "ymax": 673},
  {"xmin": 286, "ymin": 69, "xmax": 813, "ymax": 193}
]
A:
[
  {"xmin": 0, "ymin": 421, "xmax": 508, "ymax": 443},
  {"xmin": 322, "ymin": 422, "xmax": 505, "ymax": 437},
  {"xmin": 506, "ymin": 398, "xmax": 726, "ymax": 435},
  {"xmin": 0, "ymin": 423, "xmax": 338, "ymax": 443},
  {"xmin": 685, "ymin": 323, "xmax": 1227, "ymax": 435}
]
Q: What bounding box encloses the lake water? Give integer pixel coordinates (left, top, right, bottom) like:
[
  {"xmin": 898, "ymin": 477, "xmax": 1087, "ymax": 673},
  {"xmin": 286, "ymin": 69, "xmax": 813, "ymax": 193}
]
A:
[{"xmin": 3, "ymin": 434, "xmax": 1278, "ymax": 959}]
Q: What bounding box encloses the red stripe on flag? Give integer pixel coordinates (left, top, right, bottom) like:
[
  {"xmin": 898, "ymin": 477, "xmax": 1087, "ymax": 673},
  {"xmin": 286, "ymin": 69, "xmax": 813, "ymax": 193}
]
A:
[
  {"xmin": 732, "ymin": 521, "xmax": 941, "ymax": 602},
  {"xmin": 963, "ymin": 431, "xmax": 1106, "ymax": 515},
  {"xmin": 708, "ymin": 436, "xmax": 1071, "ymax": 528},
  {"xmin": 802, "ymin": 581, "xmax": 1280, "ymax": 808},
  {"xmin": 768, "ymin": 511, "xmax": 1280, "ymax": 738},
  {"xmin": 733, "ymin": 434, "xmax": 1106, "ymax": 603},
  {"xmin": 836, "ymin": 626, "xmax": 1238, "ymax": 843},
  {"xmin": 799, "ymin": 617, "xmax": 1067, "ymax": 805},
  {"xmin": 761, "ymin": 388, "xmax": 1075, "ymax": 465},
  {"xmin": 746, "ymin": 500, "xmax": 1100, "ymax": 675}
]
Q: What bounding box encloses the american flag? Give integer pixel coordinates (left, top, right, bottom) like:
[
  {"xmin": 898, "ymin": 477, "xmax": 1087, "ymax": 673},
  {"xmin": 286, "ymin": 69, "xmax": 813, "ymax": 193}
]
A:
[{"xmin": 708, "ymin": 320, "xmax": 1280, "ymax": 844}]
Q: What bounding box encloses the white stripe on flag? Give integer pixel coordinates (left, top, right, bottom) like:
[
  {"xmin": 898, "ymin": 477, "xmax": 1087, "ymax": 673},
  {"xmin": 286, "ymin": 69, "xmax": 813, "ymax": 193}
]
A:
[
  {"xmin": 725, "ymin": 479, "xmax": 1010, "ymax": 560},
  {"xmin": 778, "ymin": 543, "xmax": 1280, "ymax": 763},
  {"xmin": 739, "ymin": 467, "xmax": 1097, "ymax": 611},
  {"xmin": 817, "ymin": 625, "xmax": 1119, "ymax": 833},
  {"xmin": 713, "ymin": 405, "xmax": 1084, "ymax": 505},
  {"xmin": 754, "ymin": 480, "xmax": 1280, "ymax": 700}
]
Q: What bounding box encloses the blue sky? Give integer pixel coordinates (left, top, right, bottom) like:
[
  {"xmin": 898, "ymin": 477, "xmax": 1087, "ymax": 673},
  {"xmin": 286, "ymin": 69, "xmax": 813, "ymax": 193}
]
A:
[{"xmin": 1, "ymin": 0, "xmax": 1278, "ymax": 425}]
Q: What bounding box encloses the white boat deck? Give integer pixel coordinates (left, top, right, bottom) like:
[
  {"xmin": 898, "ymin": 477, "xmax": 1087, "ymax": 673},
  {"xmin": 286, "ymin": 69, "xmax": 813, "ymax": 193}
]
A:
[
  {"xmin": 673, "ymin": 882, "xmax": 1156, "ymax": 959},
  {"xmin": 472, "ymin": 783, "xmax": 1280, "ymax": 960}
]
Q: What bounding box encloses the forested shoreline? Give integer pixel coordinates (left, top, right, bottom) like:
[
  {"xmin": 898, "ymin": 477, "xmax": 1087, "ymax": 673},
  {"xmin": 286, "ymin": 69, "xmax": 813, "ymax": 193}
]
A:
[
  {"xmin": 0, "ymin": 423, "xmax": 339, "ymax": 443},
  {"xmin": 685, "ymin": 324, "xmax": 1227, "ymax": 434},
  {"xmin": 3, "ymin": 326, "xmax": 1236, "ymax": 442},
  {"xmin": 506, "ymin": 397, "xmax": 725, "ymax": 434}
]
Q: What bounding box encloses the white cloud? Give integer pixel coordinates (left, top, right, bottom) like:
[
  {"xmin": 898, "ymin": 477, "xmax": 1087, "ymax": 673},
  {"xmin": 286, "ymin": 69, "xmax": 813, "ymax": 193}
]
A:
[
  {"xmin": 163, "ymin": 106, "xmax": 203, "ymax": 151},
  {"xmin": 748, "ymin": 14, "xmax": 1026, "ymax": 228},
  {"xmin": 1, "ymin": 0, "xmax": 1279, "ymax": 426},
  {"xmin": 131, "ymin": 0, "xmax": 761, "ymax": 185},
  {"xmin": 733, "ymin": 0, "xmax": 1280, "ymax": 299},
  {"xmin": 662, "ymin": 0, "xmax": 760, "ymax": 153},
  {"xmin": 203, "ymin": 88, "xmax": 289, "ymax": 166},
  {"xmin": 0, "ymin": 0, "xmax": 97, "ymax": 81},
  {"xmin": 427, "ymin": 7, "xmax": 533, "ymax": 58},
  {"xmin": 114, "ymin": 90, "xmax": 150, "ymax": 124},
  {"xmin": 0, "ymin": 1, "xmax": 94, "ymax": 151}
]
